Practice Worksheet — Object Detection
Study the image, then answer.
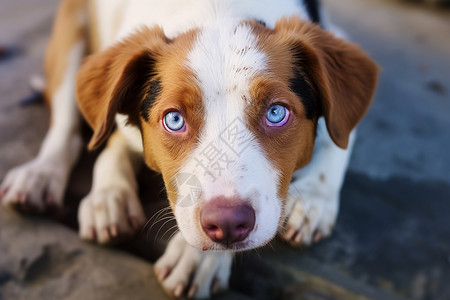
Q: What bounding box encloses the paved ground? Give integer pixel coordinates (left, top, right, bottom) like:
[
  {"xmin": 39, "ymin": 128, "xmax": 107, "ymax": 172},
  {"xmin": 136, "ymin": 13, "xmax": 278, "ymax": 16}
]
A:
[{"xmin": 0, "ymin": 0, "xmax": 449, "ymax": 299}]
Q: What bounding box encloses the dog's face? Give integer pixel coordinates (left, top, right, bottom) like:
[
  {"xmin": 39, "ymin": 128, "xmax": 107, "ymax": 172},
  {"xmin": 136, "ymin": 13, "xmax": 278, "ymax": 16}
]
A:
[{"xmin": 77, "ymin": 17, "xmax": 378, "ymax": 251}]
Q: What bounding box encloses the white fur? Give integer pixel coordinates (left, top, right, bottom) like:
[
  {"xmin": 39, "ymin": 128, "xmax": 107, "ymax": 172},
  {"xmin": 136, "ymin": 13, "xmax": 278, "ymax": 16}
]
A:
[
  {"xmin": 174, "ymin": 20, "xmax": 281, "ymax": 251},
  {"xmin": 78, "ymin": 131, "xmax": 146, "ymax": 244},
  {"xmin": 93, "ymin": 0, "xmax": 310, "ymax": 45},
  {"xmin": 282, "ymin": 118, "xmax": 356, "ymax": 245},
  {"xmin": 1, "ymin": 42, "xmax": 84, "ymax": 210},
  {"xmin": 116, "ymin": 114, "xmax": 144, "ymax": 153},
  {"xmin": 155, "ymin": 232, "xmax": 232, "ymax": 298},
  {"xmin": 92, "ymin": 0, "xmax": 128, "ymax": 50}
]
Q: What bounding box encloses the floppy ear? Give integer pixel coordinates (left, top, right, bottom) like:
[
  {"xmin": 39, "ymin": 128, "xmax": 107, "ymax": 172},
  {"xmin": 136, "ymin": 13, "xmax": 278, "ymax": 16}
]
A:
[
  {"xmin": 275, "ymin": 17, "xmax": 379, "ymax": 149},
  {"xmin": 76, "ymin": 27, "xmax": 169, "ymax": 150}
]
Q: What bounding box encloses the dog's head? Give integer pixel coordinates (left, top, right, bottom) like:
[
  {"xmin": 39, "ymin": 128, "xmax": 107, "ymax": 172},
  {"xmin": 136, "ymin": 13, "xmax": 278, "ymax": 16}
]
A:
[{"xmin": 77, "ymin": 17, "xmax": 378, "ymax": 251}]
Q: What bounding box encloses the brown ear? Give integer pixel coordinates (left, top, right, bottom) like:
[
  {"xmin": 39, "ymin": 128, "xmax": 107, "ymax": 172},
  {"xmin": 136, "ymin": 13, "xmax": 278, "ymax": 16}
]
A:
[
  {"xmin": 76, "ymin": 27, "xmax": 169, "ymax": 150},
  {"xmin": 275, "ymin": 17, "xmax": 379, "ymax": 148}
]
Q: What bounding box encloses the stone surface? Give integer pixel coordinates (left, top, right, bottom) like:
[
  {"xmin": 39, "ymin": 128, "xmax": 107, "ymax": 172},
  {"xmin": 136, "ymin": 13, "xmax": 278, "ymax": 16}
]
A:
[
  {"xmin": 1, "ymin": 0, "xmax": 450, "ymax": 299},
  {"xmin": 0, "ymin": 208, "xmax": 167, "ymax": 300}
]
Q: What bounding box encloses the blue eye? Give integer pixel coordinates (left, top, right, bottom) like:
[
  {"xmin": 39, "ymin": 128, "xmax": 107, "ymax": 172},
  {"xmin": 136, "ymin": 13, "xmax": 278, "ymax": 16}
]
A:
[
  {"xmin": 163, "ymin": 111, "xmax": 186, "ymax": 132},
  {"xmin": 266, "ymin": 105, "xmax": 289, "ymax": 126}
]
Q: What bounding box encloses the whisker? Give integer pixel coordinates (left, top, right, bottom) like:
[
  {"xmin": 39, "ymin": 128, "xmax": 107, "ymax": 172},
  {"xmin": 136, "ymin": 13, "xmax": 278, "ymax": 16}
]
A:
[
  {"xmin": 144, "ymin": 206, "xmax": 171, "ymax": 230},
  {"xmin": 146, "ymin": 214, "xmax": 175, "ymax": 242},
  {"xmin": 144, "ymin": 208, "xmax": 172, "ymax": 242},
  {"xmin": 148, "ymin": 215, "xmax": 175, "ymax": 231},
  {"xmin": 253, "ymin": 247, "xmax": 262, "ymax": 260},
  {"xmin": 152, "ymin": 224, "xmax": 178, "ymax": 248},
  {"xmin": 144, "ymin": 211, "xmax": 172, "ymax": 236},
  {"xmin": 154, "ymin": 217, "xmax": 176, "ymax": 243},
  {"xmin": 159, "ymin": 224, "xmax": 179, "ymax": 242},
  {"xmin": 268, "ymin": 240, "xmax": 278, "ymax": 253},
  {"xmin": 158, "ymin": 186, "xmax": 168, "ymax": 197},
  {"xmin": 167, "ymin": 228, "xmax": 180, "ymax": 242}
]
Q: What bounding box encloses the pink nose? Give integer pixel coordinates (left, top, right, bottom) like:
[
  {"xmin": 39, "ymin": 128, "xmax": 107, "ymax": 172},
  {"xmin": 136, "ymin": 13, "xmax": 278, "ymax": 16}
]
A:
[{"xmin": 200, "ymin": 199, "xmax": 255, "ymax": 246}]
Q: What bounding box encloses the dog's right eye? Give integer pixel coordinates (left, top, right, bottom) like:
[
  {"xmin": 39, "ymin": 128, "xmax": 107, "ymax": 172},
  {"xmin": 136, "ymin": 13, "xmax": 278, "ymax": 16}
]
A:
[{"xmin": 163, "ymin": 111, "xmax": 186, "ymax": 132}]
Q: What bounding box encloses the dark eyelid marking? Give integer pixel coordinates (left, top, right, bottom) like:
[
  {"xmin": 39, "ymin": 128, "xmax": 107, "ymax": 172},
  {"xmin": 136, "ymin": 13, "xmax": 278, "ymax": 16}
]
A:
[{"xmin": 141, "ymin": 76, "xmax": 162, "ymax": 122}]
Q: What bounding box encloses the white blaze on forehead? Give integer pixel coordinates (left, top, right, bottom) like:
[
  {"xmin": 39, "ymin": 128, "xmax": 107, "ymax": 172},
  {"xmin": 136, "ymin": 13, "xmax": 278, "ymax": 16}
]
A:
[
  {"xmin": 187, "ymin": 20, "xmax": 267, "ymax": 103},
  {"xmin": 185, "ymin": 20, "xmax": 271, "ymax": 198},
  {"xmin": 174, "ymin": 20, "xmax": 282, "ymax": 249}
]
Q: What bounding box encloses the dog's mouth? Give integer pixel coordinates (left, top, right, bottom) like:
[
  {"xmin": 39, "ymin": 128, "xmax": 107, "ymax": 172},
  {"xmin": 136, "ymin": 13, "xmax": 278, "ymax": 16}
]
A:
[
  {"xmin": 201, "ymin": 240, "xmax": 259, "ymax": 252},
  {"xmin": 193, "ymin": 230, "xmax": 277, "ymax": 252}
]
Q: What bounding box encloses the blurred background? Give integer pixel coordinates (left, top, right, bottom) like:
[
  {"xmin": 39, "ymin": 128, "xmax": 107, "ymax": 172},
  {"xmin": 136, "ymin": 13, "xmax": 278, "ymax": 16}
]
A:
[{"xmin": 0, "ymin": 0, "xmax": 449, "ymax": 299}]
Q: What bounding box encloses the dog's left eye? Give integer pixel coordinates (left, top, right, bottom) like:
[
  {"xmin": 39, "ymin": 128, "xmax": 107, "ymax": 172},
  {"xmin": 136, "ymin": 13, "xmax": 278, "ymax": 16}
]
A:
[
  {"xmin": 266, "ymin": 104, "xmax": 289, "ymax": 126},
  {"xmin": 163, "ymin": 111, "xmax": 186, "ymax": 132}
]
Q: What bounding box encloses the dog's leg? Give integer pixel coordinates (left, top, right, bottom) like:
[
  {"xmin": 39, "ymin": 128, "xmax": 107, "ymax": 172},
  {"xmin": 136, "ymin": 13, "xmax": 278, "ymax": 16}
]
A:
[
  {"xmin": 78, "ymin": 130, "xmax": 147, "ymax": 244},
  {"xmin": 0, "ymin": 0, "xmax": 87, "ymax": 212},
  {"xmin": 155, "ymin": 232, "xmax": 232, "ymax": 299},
  {"xmin": 281, "ymin": 118, "xmax": 356, "ymax": 246}
]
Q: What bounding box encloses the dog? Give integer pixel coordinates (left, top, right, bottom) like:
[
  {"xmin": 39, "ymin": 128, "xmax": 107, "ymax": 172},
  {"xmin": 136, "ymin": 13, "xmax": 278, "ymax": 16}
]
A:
[{"xmin": 0, "ymin": 0, "xmax": 378, "ymax": 298}]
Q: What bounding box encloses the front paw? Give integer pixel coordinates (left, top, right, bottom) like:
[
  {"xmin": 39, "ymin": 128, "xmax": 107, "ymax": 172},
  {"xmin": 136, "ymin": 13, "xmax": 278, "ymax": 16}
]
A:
[
  {"xmin": 281, "ymin": 184, "xmax": 338, "ymax": 247},
  {"xmin": 78, "ymin": 187, "xmax": 146, "ymax": 244},
  {"xmin": 0, "ymin": 159, "xmax": 68, "ymax": 213},
  {"xmin": 155, "ymin": 233, "xmax": 232, "ymax": 299}
]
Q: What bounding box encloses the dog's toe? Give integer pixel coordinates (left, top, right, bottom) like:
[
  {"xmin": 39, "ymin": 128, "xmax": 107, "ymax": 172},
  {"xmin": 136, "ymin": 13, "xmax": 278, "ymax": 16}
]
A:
[
  {"xmin": 78, "ymin": 188, "xmax": 146, "ymax": 244},
  {"xmin": 281, "ymin": 188, "xmax": 337, "ymax": 247},
  {"xmin": 0, "ymin": 159, "xmax": 68, "ymax": 213},
  {"xmin": 155, "ymin": 232, "xmax": 232, "ymax": 299}
]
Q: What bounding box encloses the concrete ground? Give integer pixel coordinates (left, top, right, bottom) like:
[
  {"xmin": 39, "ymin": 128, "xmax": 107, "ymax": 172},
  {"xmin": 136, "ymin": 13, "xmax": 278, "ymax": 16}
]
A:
[{"xmin": 1, "ymin": 0, "xmax": 449, "ymax": 299}]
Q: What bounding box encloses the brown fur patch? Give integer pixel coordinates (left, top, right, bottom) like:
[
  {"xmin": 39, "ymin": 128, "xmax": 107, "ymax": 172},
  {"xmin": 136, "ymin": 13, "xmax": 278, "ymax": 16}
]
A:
[
  {"xmin": 76, "ymin": 26, "xmax": 202, "ymax": 208},
  {"xmin": 247, "ymin": 76, "xmax": 316, "ymax": 198},
  {"xmin": 86, "ymin": 0, "xmax": 100, "ymax": 54},
  {"xmin": 76, "ymin": 26, "xmax": 170, "ymax": 149},
  {"xmin": 44, "ymin": 0, "xmax": 88, "ymax": 106},
  {"xmin": 244, "ymin": 17, "xmax": 378, "ymax": 197},
  {"xmin": 139, "ymin": 31, "xmax": 204, "ymax": 209},
  {"xmin": 270, "ymin": 17, "xmax": 380, "ymax": 149}
]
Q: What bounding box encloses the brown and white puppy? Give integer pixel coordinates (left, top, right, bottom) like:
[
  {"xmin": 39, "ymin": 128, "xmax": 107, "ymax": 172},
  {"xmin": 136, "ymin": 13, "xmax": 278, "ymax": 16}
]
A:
[{"xmin": 0, "ymin": 0, "xmax": 378, "ymax": 298}]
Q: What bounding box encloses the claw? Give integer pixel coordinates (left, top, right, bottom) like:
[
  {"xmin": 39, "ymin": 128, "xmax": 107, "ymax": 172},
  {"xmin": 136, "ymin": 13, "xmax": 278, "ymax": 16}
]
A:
[
  {"xmin": 89, "ymin": 227, "xmax": 96, "ymax": 241},
  {"xmin": 19, "ymin": 193, "xmax": 27, "ymax": 204},
  {"xmin": 211, "ymin": 277, "xmax": 221, "ymax": 294},
  {"xmin": 45, "ymin": 193, "xmax": 54, "ymax": 206},
  {"xmin": 110, "ymin": 225, "xmax": 119, "ymax": 238},
  {"xmin": 187, "ymin": 284, "xmax": 198, "ymax": 298},
  {"xmin": 174, "ymin": 283, "xmax": 185, "ymax": 298},
  {"xmin": 294, "ymin": 232, "xmax": 303, "ymax": 244},
  {"xmin": 104, "ymin": 228, "xmax": 112, "ymax": 240},
  {"xmin": 129, "ymin": 216, "xmax": 141, "ymax": 231},
  {"xmin": 313, "ymin": 230, "xmax": 322, "ymax": 243},
  {"xmin": 284, "ymin": 226, "xmax": 296, "ymax": 240},
  {"xmin": 156, "ymin": 267, "xmax": 170, "ymax": 281},
  {"xmin": 0, "ymin": 187, "xmax": 8, "ymax": 198}
]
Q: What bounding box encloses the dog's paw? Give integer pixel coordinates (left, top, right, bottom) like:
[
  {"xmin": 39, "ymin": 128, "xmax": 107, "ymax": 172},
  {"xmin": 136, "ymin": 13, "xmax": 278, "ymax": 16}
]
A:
[
  {"xmin": 281, "ymin": 183, "xmax": 339, "ymax": 247},
  {"xmin": 78, "ymin": 187, "xmax": 146, "ymax": 244},
  {"xmin": 155, "ymin": 233, "xmax": 232, "ymax": 299},
  {"xmin": 0, "ymin": 159, "xmax": 68, "ymax": 213}
]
